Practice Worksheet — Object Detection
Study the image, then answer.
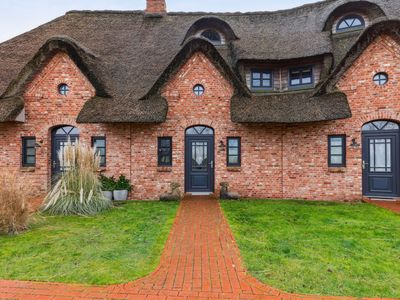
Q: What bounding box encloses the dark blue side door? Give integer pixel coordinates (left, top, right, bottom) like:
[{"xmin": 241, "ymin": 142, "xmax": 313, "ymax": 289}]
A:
[
  {"xmin": 185, "ymin": 136, "xmax": 214, "ymax": 193},
  {"xmin": 362, "ymin": 132, "xmax": 399, "ymax": 197}
]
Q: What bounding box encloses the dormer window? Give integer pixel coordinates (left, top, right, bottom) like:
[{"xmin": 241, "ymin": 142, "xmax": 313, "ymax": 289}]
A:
[
  {"xmin": 251, "ymin": 70, "xmax": 272, "ymax": 90},
  {"xmin": 200, "ymin": 29, "xmax": 222, "ymax": 45},
  {"xmin": 289, "ymin": 66, "xmax": 313, "ymax": 88},
  {"xmin": 336, "ymin": 15, "xmax": 365, "ymax": 32}
]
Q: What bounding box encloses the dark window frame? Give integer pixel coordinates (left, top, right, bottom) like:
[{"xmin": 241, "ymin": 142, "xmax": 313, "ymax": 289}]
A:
[
  {"xmin": 158, "ymin": 137, "xmax": 173, "ymax": 167},
  {"xmin": 289, "ymin": 66, "xmax": 314, "ymax": 88},
  {"xmin": 336, "ymin": 15, "xmax": 365, "ymax": 33},
  {"xmin": 22, "ymin": 136, "xmax": 36, "ymax": 167},
  {"xmin": 58, "ymin": 83, "xmax": 70, "ymax": 96},
  {"xmin": 227, "ymin": 137, "xmax": 241, "ymax": 167},
  {"xmin": 328, "ymin": 135, "xmax": 346, "ymax": 167},
  {"xmin": 91, "ymin": 136, "xmax": 107, "ymax": 167},
  {"xmin": 250, "ymin": 69, "xmax": 273, "ymax": 90},
  {"xmin": 373, "ymin": 72, "xmax": 389, "ymax": 86}
]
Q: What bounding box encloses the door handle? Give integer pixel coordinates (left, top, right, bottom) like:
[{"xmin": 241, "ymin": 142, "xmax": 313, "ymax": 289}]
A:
[
  {"xmin": 52, "ymin": 161, "xmax": 56, "ymax": 168},
  {"xmin": 209, "ymin": 160, "xmax": 214, "ymax": 169},
  {"xmin": 362, "ymin": 160, "xmax": 369, "ymax": 170}
]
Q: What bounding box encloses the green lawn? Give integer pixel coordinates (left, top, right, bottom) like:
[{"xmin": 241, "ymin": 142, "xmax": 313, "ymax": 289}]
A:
[
  {"xmin": 0, "ymin": 201, "xmax": 178, "ymax": 285},
  {"xmin": 220, "ymin": 199, "xmax": 400, "ymax": 298}
]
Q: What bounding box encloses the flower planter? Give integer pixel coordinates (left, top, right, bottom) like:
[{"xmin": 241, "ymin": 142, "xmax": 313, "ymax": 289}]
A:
[
  {"xmin": 113, "ymin": 190, "xmax": 128, "ymax": 201},
  {"xmin": 102, "ymin": 191, "xmax": 113, "ymax": 201}
]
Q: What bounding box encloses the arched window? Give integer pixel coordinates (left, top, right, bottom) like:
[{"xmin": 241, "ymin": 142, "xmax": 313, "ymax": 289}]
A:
[
  {"xmin": 336, "ymin": 15, "xmax": 365, "ymax": 32},
  {"xmin": 53, "ymin": 126, "xmax": 80, "ymax": 136},
  {"xmin": 200, "ymin": 29, "xmax": 222, "ymax": 45},
  {"xmin": 185, "ymin": 126, "xmax": 214, "ymax": 136},
  {"xmin": 362, "ymin": 121, "xmax": 399, "ymax": 131}
]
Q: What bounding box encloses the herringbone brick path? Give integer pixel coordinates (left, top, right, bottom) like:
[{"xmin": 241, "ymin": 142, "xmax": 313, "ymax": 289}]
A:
[{"xmin": 0, "ymin": 196, "xmax": 391, "ymax": 299}]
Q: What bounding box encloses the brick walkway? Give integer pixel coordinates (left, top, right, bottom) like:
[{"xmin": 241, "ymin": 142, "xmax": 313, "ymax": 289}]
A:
[
  {"xmin": 365, "ymin": 199, "xmax": 400, "ymax": 213},
  {"xmin": 0, "ymin": 196, "xmax": 390, "ymax": 299}
]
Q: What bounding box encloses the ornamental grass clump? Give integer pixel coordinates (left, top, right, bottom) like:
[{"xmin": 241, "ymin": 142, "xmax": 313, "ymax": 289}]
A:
[
  {"xmin": 42, "ymin": 141, "xmax": 112, "ymax": 216},
  {"xmin": 0, "ymin": 174, "xmax": 29, "ymax": 235}
]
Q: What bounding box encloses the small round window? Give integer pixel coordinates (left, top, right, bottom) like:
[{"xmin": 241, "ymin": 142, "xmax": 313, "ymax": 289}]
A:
[
  {"xmin": 193, "ymin": 84, "xmax": 205, "ymax": 96},
  {"xmin": 58, "ymin": 84, "xmax": 70, "ymax": 96},
  {"xmin": 373, "ymin": 72, "xmax": 388, "ymax": 86}
]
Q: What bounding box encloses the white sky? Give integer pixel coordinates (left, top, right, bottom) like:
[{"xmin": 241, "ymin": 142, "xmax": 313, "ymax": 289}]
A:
[{"xmin": 0, "ymin": 0, "xmax": 321, "ymax": 43}]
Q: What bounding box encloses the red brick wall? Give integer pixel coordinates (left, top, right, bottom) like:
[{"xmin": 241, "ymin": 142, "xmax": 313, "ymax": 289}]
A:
[
  {"xmin": 0, "ymin": 52, "xmax": 131, "ymax": 198},
  {"xmin": 0, "ymin": 33, "xmax": 399, "ymax": 202},
  {"xmin": 282, "ymin": 34, "xmax": 400, "ymax": 200}
]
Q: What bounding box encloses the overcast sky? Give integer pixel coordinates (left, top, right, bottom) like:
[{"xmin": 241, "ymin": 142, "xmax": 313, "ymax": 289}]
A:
[{"xmin": 0, "ymin": 0, "xmax": 320, "ymax": 43}]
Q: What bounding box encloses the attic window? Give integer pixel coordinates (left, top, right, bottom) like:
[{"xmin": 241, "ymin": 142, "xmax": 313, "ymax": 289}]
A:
[
  {"xmin": 373, "ymin": 72, "xmax": 388, "ymax": 86},
  {"xmin": 58, "ymin": 84, "xmax": 70, "ymax": 96},
  {"xmin": 336, "ymin": 15, "xmax": 365, "ymax": 32},
  {"xmin": 201, "ymin": 29, "xmax": 222, "ymax": 45}
]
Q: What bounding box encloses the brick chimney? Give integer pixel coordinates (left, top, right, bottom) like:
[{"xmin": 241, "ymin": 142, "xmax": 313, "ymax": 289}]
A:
[{"xmin": 146, "ymin": 0, "xmax": 167, "ymax": 14}]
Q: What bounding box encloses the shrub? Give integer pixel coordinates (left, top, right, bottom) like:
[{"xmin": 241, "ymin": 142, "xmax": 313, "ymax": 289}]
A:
[
  {"xmin": 42, "ymin": 141, "xmax": 113, "ymax": 216},
  {"xmin": 0, "ymin": 174, "xmax": 29, "ymax": 235},
  {"xmin": 100, "ymin": 175, "xmax": 116, "ymax": 191},
  {"xmin": 114, "ymin": 175, "xmax": 132, "ymax": 191}
]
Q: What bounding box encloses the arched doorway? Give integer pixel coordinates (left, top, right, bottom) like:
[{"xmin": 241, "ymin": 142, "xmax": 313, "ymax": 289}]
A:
[
  {"xmin": 185, "ymin": 125, "xmax": 215, "ymax": 193},
  {"xmin": 51, "ymin": 125, "xmax": 80, "ymax": 182},
  {"xmin": 362, "ymin": 120, "xmax": 400, "ymax": 198}
]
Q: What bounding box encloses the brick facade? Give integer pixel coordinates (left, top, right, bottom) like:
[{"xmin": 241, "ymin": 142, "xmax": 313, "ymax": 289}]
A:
[{"xmin": 0, "ymin": 34, "xmax": 399, "ymax": 202}]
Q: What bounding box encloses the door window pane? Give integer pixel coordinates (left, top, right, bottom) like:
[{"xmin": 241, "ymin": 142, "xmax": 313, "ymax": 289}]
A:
[{"xmin": 192, "ymin": 141, "xmax": 208, "ymax": 170}]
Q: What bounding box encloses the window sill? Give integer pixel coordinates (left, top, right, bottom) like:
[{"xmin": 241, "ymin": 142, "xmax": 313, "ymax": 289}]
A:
[
  {"xmin": 157, "ymin": 166, "xmax": 172, "ymax": 173},
  {"xmin": 328, "ymin": 167, "xmax": 346, "ymax": 173},
  {"xmin": 20, "ymin": 167, "xmax": 35, "ymax": 173},
  {"xmin": 227, "ymin": 166, "xmax": 241, "ymax": 172}
]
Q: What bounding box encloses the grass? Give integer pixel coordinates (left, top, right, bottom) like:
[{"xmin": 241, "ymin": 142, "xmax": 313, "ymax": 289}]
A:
[
  {"xmin": 0, "ymin": 201, "xmax": 178, "ymax": 285},
  {"xmin": 220, "ymin": 199, "xmax": 400, "ymax": 298}
]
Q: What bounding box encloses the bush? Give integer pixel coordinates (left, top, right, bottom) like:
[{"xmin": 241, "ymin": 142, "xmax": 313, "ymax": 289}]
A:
[
  {"xmin": 42, "ymin": 141, "xmax": 113, "ymax": 216},
  {"xmin": 100, "ymin": 175, "xmax": 116, "ymax": 191},
  {"xmin": 0, "ymin": 174, "xmax": 29, "ymax": 235},
  {"xmin": 114, "ymin": 175, "xmax": 132, "ymax": 191}
]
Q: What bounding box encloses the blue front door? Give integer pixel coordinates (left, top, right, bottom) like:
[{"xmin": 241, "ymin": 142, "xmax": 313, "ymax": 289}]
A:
[
  {"xmin": 362, "ymin": 121, "xmax": 400, "ymax": 198},
  {"xmin": 185, "ymin": 126, "xmax": 215, "ymax": 193}
]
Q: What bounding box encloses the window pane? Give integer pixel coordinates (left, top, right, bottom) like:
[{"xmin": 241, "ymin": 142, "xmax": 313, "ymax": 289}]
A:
[
  {"xmin": 252, "ymin": 72, "xmax": 261, "ymax": 79},
  {"xmin": 262, "ymin": 79, "xmax": 271, "ymax": 87},
  {"xmin": 228, "ymin": 139, "xmax": 239, "ymax": 147},
  {"xmin": 228, "ymin": 156, "xmax": 239, "ymax": 165},
  {"xmin": 252, "ymin": 79, "xmax": 261, "ymax": 87},
  {"xmin": 353, "ymin": 18, "xmax": 362, "ymax": 26},
  {"xmin": 26, "ymin": 139, "xmax": 35, "ymax": 147},
  {"xmin": 26, "ymin": 156, "xmax": 35, "ymax": 164},
  {"xmin": 262, "ymin": 72, "xmax": 271, "ymax": 79},
  {"xmin": 290, "ymin": 79, "xmax": 300, "ymax": 85},
  {"xmin": 229, "ymin": 148, "xmax": 239, "ymax": 155},
  {"xmin": 26, "ymin": 148, "xmax": 35, "ymax": 156},
  {"xmin": 330, "ymin": 155, "xmax": 342, "ymax": 165},
  {"xmin": 160, "ymin": 139, "xmax": 171, "ymax": 147},
  {"xmin": 331, "ymin": 146, "xmax": 342, "ymax": 155},
  {"xmin": 94, "ymin": 139, "xmax": 105, "ymax": 148},
  {"xmin": 330, "ymin": 137, "xmax": 343, "ymax": 146},
  {"xmin": 302, "ymin": 76, "xmax": 312, "ymax": 84}
]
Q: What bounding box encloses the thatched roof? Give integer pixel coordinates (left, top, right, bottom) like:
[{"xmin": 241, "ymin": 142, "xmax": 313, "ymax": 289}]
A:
[
  {"xmin": 0, "ymin": 0, "xmax": 399, "ymax": 123},
  {"xmin": 231, "ymin": 91, "xmax": 351, "ymax": 123}
]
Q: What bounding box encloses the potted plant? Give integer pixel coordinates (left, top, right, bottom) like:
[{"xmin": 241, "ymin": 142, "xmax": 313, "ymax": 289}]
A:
[
  {"xmin": 113, "ymin": 175, "xmax": 132, "ymax": 201},
  {"xmin": 100, "ymin": 175, "xmax": 115, "ymax": 201}
]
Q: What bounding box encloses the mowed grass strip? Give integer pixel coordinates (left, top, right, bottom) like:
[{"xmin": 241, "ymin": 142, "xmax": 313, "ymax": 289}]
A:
[
  {"xmin": 0, "ymin": 201, "xmax": 178, "ymax": 285},
  {"xmin": 220, "ymin": 199, "xmax": 400, "ymax": 298}
]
